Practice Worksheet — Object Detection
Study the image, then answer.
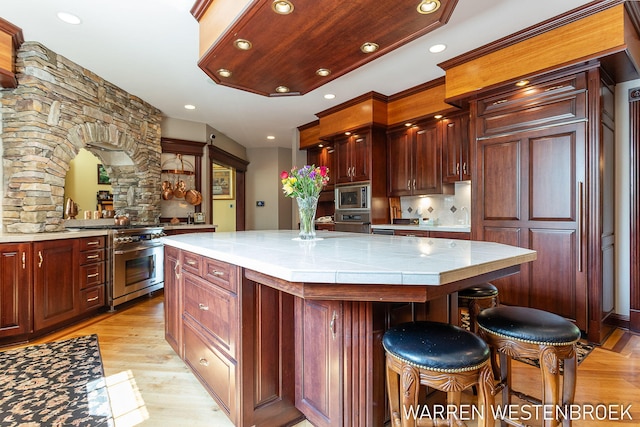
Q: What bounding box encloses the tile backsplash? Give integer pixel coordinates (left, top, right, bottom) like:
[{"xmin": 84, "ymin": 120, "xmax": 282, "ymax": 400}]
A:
[{"xmin": 399, "ymin": 181, "xmax": 471, "ymax": 226}]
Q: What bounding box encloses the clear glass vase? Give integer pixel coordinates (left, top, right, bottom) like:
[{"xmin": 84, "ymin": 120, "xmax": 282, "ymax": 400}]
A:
[{"xmin": 296, "ymin": 196, "xmax": 319, "ymax": 240}]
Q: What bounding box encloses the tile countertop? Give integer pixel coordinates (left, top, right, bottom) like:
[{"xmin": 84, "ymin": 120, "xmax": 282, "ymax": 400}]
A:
[
  {"xmin": 162, "ymin": 230, "xmax": 535, "ymax": 286},
  {"xmin": 370, "ymin": 224, "xmax": 471, "ymax": 233}
]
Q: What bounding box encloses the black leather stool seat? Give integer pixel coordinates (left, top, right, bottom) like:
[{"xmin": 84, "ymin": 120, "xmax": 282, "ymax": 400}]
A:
[
  {"xmin": 459, "ymin": 283, "xmax": 499, "ymax": 299},
  {"xmin": 382, "ymin": 321, "xmax": 490, "ymax": 372},
  {"xmin": 477, "ymin": 306, "xmax": 581, "ymax": 345}
]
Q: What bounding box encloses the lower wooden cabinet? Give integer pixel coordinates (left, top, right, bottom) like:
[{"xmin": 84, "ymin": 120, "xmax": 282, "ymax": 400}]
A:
[
  {"xmin": 33, "ymin": 239, "xmax": 79, "ymax": 331},
  {"xmin": 0, "ymin": 243, "xmax": 32, "ymax": 338}
]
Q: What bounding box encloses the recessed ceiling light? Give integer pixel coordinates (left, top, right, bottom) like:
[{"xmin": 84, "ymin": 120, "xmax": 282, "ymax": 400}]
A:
[
  {"xmin": 316, "ymin": 68, "xmax": 331, "ymax": 77},
  {"xmin": 267, "ymin": 135, "xmax": 275, "ymax": 140},
  {"xmin": 184, "ymin": 104, "xmax": 196, "ymax": 110},
  {"xmin": 275, "ymin": 85, "xmax": 290, "ymax": 93},
  {"xmin": 272, "ymin": 0, "xmax": 294, "ymax": 14},
  {"xmin": 360, "ymin": 42, "xmax": 379, "ymax": 54},
  {"xmin": 405, "ymin": 123, "xmax": 412, "ymax": 127},
  {"xmin": 417, "ymin": 0, "xmax": 441, "ymax": 14},
  {"xmin": 234, "ymin": 39, "xmax": 252, "ymax": 50},
  {"xmin": 217, "ymin": 68, "xmax": 232, "ymax": 78},
  {"xmin": 324, "ymin": 93, "xmax": 336, "ymax": 100},
  {"xmin": 57, "ymin": 12, "xmax": 82, "ymax": 25},
  {"xmin": 515, "ymin": 80, "xmax": 530, "ymax": 87},
  {"xmin": 429, "ymin": 44, "xmax": 447, "ymax": 53},
  {"xmin": 434, "ymin": 114, "xmax": 443, "ymax": 119},
  {"xmin": 318, "ymin": 144, "xmax": 324, "ymax": 148}
]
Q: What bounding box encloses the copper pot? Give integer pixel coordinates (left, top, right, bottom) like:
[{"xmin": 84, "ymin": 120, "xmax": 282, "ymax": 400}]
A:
[
  {"xmin": 173, "ymin": 180, "xmax": 186, "ymax": 198},
  {"xmin": 185, "ymin": 189, "xmax": 202, "ymax": 206},
  {"xmin": 162, "ymin": 187, "xmax": 174, "ymax": 200},
  {"xmin": 162, "ymin": 180, "xmax": 172, "ymax": 191}
]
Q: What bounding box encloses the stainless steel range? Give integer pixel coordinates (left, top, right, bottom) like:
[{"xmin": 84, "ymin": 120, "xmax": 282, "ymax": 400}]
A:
[{"xmin": 110, "ymin": 226, "xmax": 165, "ymax": 309}]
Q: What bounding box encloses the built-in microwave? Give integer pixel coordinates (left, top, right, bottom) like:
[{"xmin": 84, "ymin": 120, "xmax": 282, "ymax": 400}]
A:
[{"xmin": 335, "ymin": 183, "xmax": 370, "ymax": 210}]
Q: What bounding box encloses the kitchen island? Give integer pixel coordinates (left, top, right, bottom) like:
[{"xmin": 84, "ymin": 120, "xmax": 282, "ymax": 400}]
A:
[{"xmin": 162, "ymin": 230, "xmax": 536, "ymax": 427}]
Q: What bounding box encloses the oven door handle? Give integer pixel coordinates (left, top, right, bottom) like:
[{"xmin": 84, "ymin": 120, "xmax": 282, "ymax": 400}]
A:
[{"xmin": 114, "ymin": 245, "xmax": 162, "ymax": 255}]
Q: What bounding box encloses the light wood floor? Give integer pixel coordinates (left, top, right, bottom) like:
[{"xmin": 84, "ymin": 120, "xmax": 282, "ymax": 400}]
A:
[{"xmin": 8, "ymin": 293, "xmax": 640, "ymax": 427}]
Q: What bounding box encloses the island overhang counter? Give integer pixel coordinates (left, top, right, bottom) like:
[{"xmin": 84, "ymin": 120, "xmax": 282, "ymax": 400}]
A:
[{"xmin": 162, "ymin": 230, "xmax": 536, "ymax": 427}]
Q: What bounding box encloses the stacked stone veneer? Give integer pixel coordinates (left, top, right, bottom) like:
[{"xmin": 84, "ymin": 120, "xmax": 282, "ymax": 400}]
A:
[{"xmin": 0, "ymin": 42, "xmax": 162, "ymax": 233}]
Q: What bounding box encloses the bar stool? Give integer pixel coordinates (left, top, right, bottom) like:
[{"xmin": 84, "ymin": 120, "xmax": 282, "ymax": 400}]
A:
[
  {"xmin": 458, "ymin": 283, "xmax": 499, "ymax": 333},
  {"xmin": 477, "ymin": 306, "xmax": 581, "ymax": 427},
  {"xmin": 383, "ymin": 321, "xmax": 495, "ymax": 427}
]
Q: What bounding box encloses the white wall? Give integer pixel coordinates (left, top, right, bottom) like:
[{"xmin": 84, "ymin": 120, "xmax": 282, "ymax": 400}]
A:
[
  {"xmin": 246, "ymin": 147, "xmax": 293, "ymax": 230},
  {"xmin": 614, "ymin": 78, "xmax": 640, "ymax": 315}
]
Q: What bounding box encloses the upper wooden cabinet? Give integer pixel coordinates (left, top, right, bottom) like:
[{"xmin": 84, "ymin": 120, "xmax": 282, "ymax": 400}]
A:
[
  {"xmin": 335, "ymin": 131, "xmax": 371, "ymax": 184},
  {"xmin": 387, "ymin": 121, "xmax": 442, "ymax": 196},
  {"xmin": 442, "ymin": 112, "xmax": 471, "ymax": 183},
  {"xmin": 306, "ymin": 146, "xmax": 336, "ymax": 191},
  {"xmin": 0, "ymin": 18, "xmax": 24, "ymax": 88}
]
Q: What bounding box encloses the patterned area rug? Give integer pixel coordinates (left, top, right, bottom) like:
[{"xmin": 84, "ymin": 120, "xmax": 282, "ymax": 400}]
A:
[{"xmin": 0, "ymin": 334, "xmax": 113, "ymax": 426}]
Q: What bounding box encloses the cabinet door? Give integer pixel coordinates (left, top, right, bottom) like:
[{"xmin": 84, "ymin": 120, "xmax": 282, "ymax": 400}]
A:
[
  {"xmin": 413, "ymin": 123, "xmax": 442, "ymax": 194},
  {"xmin": 307, "ymin": 146, "xmax": 336, "ymax": 190},
  {"xmin": 443, "ymin": 114, "xmax": 470, "ymax": 183},
  {"xmin": 335, "ymin": 136, "xmax": 352, "ymax": 183},
  {"xmin": 33, "ymin": 239, "xmax": 79, "ymax": 330},
  {"xmin": 295, "ymin": 299, "xmax": 342, "ymax": 427},
  {"xmin": 387, "ymin": 128, "xmax": 413, "ymax": 196},
  {"xmin": 350, "ymin": 132, "xmax": 370, "ymax": 182},
  {"xmin": 0, "ymin": 243, "xmax": 31, "ymax": 338},
  {"xmin": 164, "ymin": 245, "xmax": 182, "ymax": 356}
]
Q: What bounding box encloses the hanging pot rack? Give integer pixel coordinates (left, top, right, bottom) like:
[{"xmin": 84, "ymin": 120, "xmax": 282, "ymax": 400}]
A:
[{"xmin": 161, "ymin": 153, "xmax": 194, "ymax": 175}]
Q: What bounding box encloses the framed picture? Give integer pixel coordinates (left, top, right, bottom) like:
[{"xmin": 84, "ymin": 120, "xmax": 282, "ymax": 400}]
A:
[
  {"xmin": 212, "ymin": 167, "xmax": 234, "ymax": 199},
  {"xmin": 97, "ymin": 164, "xmax": 110, "ymax": 185}
]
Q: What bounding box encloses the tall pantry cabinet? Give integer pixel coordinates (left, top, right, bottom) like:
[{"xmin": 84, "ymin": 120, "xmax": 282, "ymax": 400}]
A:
[{"xmin": 471, "ymin": 64, "xmax": 615, "ymax": 343}]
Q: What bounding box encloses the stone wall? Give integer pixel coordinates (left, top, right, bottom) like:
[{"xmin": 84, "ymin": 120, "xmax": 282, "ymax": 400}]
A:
[{"xmin": 0, "ymin": 42, "xmax": 162, "ymax": 232}]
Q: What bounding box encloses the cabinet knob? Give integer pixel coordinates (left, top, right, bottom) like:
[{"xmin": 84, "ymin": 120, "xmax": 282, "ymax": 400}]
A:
[
  {"xmin": 86, "ymin": 254, "xmax": 100, "ymax": 260},
  {"xmin": 87, "ymin": 272, "xmax": 99, "ymax": 278},
  {"xmin": 199, "ymin": 358, "xmax": 209, "ymax": 367},
  {"xmin": 187, "ymin": 260, "xmax": 197, "ymax": 266},
  {"xmin": 198, "ymin": 303, "xmax": 209, "ymax": 311},
  {"xmin": 212, "ymin": 271, "xmax": 224, "ymax": 277}
]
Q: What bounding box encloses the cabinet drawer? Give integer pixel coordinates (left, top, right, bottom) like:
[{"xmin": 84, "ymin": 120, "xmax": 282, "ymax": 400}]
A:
[
  {"xmin": 80, "ymin": 285, "xmax": 105, "ymax": 312},
  {"xmin": 394, "ymin": 230, "xmax": 429, "ymax": 237},
  {"xmin": 183, "ymin": 323, "xmax": 236, "ymax": 421},
  {"xmin": 203, "ymin": 258, "xmax": 235, "ymax": 293},
  {"xmin": 183, "ymin": 272, "xmax": 237, "ymax": 356},
  {"xmin": 80, "ymin": 262, "xmax": 105, "ymax": 289},
  {"xmin": 79, "ymin": 237, "xmax": 105, "ymax": 251},
  {"xmin": 429, "ymin": 231, "xmax": 471, "ymax": 240},
  {"xmin": 79, "ymin": 249, "xmax": 104, "ymax": 265},
  {"xmin": 181, "ymin": 251, "xmax": 202, "ymax": 277}
]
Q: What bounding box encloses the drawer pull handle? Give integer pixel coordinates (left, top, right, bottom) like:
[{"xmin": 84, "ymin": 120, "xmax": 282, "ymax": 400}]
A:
[
  {"xmin": 38, "ymin": 251, "xmax": 43, "ymax": 268},
  {"xmin": 187, "ymin": 260, "xmax": 197, "ymax": 266},
  {"xmin": 330, "ymin": 310, "xmax": 337, "ymax": 340},
  {"xmin": 199, "ymin": 358, "xmax": 209, "ymax": 367},
  {"xmin": 198, "ymin": 303, "xmax": 209, "ymax": 311},
  {"xmin": 212, "ymin": 271, "xmax": 224, "ymax": 277},
  {"xmin": 86, "ymin": 254, "xmax": 100, "ymax": 259},
  {"xmin": 87, "ymin": 296, "xmax": 99, "ymax": 302},
  {"xmin": 87, "ymin": 273, "xmax": 99, "ymax": 278},
  {"xmin": 87, "ymin": 241, "xmax": 100, "ymax": 246},
  {"xmin": 174, "ymin": 260, "xmax": 181, "ymax": 279}
]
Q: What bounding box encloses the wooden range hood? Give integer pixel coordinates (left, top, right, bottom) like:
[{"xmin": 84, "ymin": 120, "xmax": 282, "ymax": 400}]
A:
[{"xmin": 191, "ymin": 0, "xmax": 458, "ymax": 97}]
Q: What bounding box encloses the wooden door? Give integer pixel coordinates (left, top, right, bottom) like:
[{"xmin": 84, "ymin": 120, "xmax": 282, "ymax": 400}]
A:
[
  {"xmin": 335, "ymin": 135, "xmax": 352, "ymax": 183},
  {"xmin": 477, "ymin": 123, "xmax": 587, "ymax": 328},
  {"xmin": 351, "ymin": 131, "xmax": 370, "ymax": 183},
  {"xmin": 413, "ymin": 122, "xmax": 442, "ymax": 195},
  {"xmin": 295, "ymin": 298, "xmax": 342, "ymax": 427},
  {"xmin": 443, "ymin": 114, "xmax": 470, "ymax": 183},
  {"xmin": 33, "ymin": 239, "xmax": 79, "ymax": 330},
  {"xmin": 387, "ymin": 127, "xmax": 412, "ymax": 196},
  {"xmin": 0, "ymin": 243, "xmax": 31, "ymax": 338}
]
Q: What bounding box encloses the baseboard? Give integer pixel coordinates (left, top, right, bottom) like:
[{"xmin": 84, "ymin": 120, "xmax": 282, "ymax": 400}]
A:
[{"xmin": 605, "ymin": 313, "xmax": 630, "ymax": 330}]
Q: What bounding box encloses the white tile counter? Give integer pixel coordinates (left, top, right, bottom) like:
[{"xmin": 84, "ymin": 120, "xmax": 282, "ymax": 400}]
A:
[{"xmin": 162, "ymin": 230, "xmax": 534, "ymax": 286}]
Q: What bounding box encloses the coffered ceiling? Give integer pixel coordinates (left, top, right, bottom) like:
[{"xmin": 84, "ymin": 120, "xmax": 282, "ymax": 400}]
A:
[{"xmin": 194, "ymin": 0, "xmax": 458, "ymax": 96}]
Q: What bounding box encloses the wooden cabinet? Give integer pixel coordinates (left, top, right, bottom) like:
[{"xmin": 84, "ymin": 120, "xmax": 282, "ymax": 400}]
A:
[
  {"xmin": 295, "ymin": 299, "xmax": 342, "ymax": 427},
  {"xmin": 164, "ymin": 245, "xmax": 181, "ymax": 356},
  {"xmin": 0, "ymin": 243, "xmax": 31, "ymax": 338},
  {"xmin": 443, "ymin": 113, "xmax": 471, "ymax": 183},
  {"xmin": 473, "ymin": 66, "xmax": 613, "ymax": 342},
  {"xmin": 394, "ymin": 229, "xmax": 470, "ymax": 239},
  {"xmin": 335, "ymin": 131, "xmax": 370, "ymax": 183},
  {"xmin": 307, "ymin": 145, "xmax": 336, "ymax": 191},
  {"xmin": 33, "ymin": 239, "xmax": 79, "ymax": 331},
  {"xmin": 78, "ymin": 236, "xmax": 106, "ymax": 313},
  {"xmin": 387, "ymin": 120, "xmax": 443, "ymax": 196}
]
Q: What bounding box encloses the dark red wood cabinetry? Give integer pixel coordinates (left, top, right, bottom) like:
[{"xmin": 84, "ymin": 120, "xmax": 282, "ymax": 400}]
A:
[
  {"xmin": 307, "ymin": 145, "xmax": 335, "ymax": 191},
  {"xmin": 443, "ymin": 113, "xmax": 471, "ymax": 183},
  {"xmin": 78, "ymin": 236, "xmax": 106, "ymax": 313},
  {"xmin": 164, "ymin": 245, "xmax": 181, "ymax": 356},
  {"xmin": 0, "ymin": 243, "xmax": 31, "ymax": 338},
  {"xmin": 472, "ymin": 66, "xmax": 614, "ymax": 342}
]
